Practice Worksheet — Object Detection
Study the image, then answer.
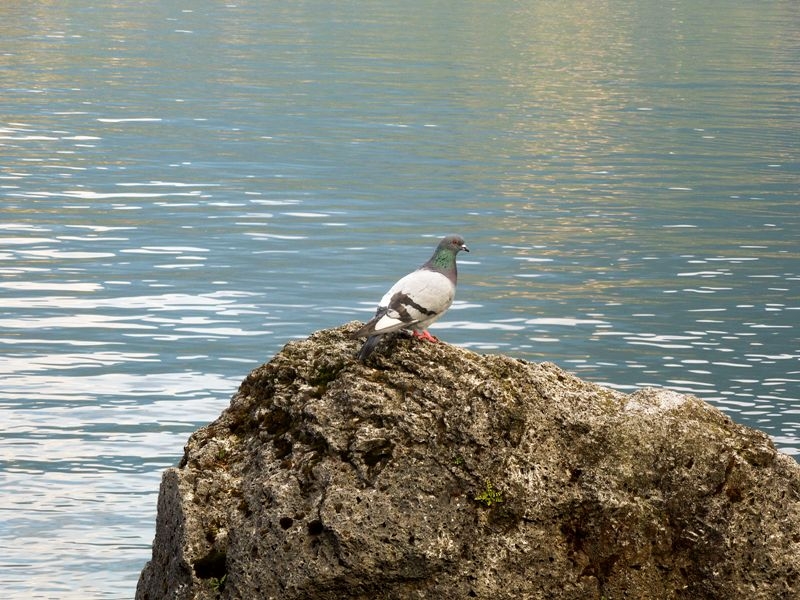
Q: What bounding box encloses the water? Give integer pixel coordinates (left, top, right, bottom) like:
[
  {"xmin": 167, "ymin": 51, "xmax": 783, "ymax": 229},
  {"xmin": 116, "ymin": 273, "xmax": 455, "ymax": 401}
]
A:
[{"xmin": 1, "ymin": 1, "xmax": 797, "ymax": 597}]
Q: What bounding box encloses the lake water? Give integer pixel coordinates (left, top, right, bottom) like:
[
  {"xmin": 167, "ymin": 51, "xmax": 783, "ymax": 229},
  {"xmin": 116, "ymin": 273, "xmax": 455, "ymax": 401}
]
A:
[{"xmin": 1, "ymin": 1, "xmax": 798, "ymax": 597}]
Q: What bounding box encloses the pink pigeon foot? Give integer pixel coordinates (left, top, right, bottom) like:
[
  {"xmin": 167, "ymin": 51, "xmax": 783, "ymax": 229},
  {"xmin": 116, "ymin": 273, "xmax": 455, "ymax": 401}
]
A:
[{"xmin": 412, "ymin": 330, "xmax": 439, "ymax": 343}]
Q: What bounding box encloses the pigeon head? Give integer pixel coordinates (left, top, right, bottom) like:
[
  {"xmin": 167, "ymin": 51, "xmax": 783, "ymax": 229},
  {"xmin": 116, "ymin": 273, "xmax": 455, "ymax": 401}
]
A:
[
  {"xmin": 440, "ymin": 234, "xmax": 469, "ymax": 254},
  {"xmin": 424, "ymin": 234, "xmax": 469, "ymax": 278}
]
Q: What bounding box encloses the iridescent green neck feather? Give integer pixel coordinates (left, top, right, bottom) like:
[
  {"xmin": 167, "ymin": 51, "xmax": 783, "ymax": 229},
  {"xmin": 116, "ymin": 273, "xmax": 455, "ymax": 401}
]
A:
[{"xmin": 429, "ymin": 247, "xmax": 457, "ymax": 271}]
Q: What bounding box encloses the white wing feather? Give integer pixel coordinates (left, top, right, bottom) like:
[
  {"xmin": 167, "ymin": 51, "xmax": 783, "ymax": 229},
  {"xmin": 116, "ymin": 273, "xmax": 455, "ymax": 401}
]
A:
[{"xmin": 368, "ymin": 269, "xmax": 454, "ymax": 334}]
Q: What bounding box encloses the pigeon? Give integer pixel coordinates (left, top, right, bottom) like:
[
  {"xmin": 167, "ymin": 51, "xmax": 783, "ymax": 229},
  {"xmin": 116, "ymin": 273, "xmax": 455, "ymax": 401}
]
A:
[{"xmin": 354, "ymin": 234, "xmax": 469, "ymax": 361}]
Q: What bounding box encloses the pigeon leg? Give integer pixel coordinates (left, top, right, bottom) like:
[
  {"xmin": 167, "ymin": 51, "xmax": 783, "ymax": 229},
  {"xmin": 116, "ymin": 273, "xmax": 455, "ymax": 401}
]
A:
[{"xmin": 413, "ymin": 330, "xmax": 439, "ymax": 343}]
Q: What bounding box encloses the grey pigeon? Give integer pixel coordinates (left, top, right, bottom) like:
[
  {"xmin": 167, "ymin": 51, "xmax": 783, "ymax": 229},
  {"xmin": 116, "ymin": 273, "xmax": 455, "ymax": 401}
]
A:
[{"xmin": 354, "ymin": 235, "xmax": 469, "ymax": 361}]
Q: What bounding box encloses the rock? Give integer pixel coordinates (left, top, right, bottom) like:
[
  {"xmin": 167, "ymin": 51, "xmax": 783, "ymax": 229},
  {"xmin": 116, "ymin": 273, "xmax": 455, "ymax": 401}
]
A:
[{"xmin": 136, "ymin": 323, "xmax": 800, "ymax": 600}]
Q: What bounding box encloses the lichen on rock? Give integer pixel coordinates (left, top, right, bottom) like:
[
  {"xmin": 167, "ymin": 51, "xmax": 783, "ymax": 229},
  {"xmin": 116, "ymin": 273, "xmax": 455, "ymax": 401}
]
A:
[{"xmin": 136, "ymin": 323, "xmax": 800, "ymax": 600}]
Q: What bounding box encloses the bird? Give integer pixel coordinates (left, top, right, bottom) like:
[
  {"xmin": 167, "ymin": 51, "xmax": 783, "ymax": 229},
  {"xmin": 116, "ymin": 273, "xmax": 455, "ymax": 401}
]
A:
[{"xmin": 353, "ymin": 234, "xmax": 469, "ymax": 361}]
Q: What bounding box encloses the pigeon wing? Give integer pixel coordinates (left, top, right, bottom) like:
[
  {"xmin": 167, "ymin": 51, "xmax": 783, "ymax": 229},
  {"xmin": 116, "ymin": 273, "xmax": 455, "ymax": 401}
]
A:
[{"xmin": 356, "ymin": 269, "xmax": 454, "ymax": 337}]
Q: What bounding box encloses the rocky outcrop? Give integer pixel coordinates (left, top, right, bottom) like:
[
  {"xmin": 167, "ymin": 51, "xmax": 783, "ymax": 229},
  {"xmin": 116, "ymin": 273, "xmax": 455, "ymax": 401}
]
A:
[{"xmin": 136, "ymin": 323, "xmax": 800, "ymax": 600}]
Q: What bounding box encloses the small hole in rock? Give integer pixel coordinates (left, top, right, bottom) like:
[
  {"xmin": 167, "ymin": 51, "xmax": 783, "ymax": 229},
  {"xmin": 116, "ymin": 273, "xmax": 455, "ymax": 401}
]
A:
[
  {"xmin": 307, "ymin": 520, "xmax": 324, "ymax": 535},
  {"xmin": 279, "ymin": 517, "xmax": 293, "ymax": 530},
  {"xmin": 193, "ymin": 549, "xmax": 227, "ymax": 580}
]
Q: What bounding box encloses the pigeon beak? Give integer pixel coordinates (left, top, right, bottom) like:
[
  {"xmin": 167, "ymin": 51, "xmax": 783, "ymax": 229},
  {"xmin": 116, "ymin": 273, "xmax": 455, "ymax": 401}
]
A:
[{"xmin": 461, "ymin": 244, "xmax": 470, "ymax": 252}]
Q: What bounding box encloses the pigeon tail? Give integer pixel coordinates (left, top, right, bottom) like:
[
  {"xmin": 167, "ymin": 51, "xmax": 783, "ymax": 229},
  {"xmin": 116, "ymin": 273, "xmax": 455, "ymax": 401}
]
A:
[{"xmin": 357, "ymin": 335, "xmax": 382, "ymax": 362}]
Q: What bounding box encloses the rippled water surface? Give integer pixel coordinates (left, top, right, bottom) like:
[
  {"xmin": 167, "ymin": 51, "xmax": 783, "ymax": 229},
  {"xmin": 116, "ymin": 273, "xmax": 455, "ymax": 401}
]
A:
[{"xmin": 1, "ymin": 1, "xmax": 798, "ymax": 597}]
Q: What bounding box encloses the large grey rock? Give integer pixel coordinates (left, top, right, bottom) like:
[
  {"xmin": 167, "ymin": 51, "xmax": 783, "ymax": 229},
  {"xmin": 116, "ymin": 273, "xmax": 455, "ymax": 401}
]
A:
[{"xmin": 136, "ymin": 323, "xmax": 800, "ymax": 600}]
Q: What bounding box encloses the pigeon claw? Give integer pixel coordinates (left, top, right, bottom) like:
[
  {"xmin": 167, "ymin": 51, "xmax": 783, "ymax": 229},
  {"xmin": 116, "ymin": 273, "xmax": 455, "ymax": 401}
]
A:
[{"xmin": 412, "ymin": 330, "xmax": 439, "ymax": 343}]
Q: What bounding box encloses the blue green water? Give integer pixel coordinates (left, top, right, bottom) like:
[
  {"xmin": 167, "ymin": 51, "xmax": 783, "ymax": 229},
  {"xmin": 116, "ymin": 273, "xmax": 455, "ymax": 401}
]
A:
[{"xmin": 1, "ymin": 1, "xmax": 798, "ymax": 597}]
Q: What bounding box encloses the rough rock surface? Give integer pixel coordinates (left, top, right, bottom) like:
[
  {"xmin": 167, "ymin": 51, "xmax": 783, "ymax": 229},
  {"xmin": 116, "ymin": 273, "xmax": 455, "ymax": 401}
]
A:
[{"xmin": 136, "ymin": 323, "xmax": 800, "ymax": 600}]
